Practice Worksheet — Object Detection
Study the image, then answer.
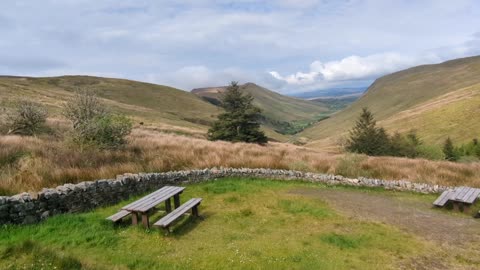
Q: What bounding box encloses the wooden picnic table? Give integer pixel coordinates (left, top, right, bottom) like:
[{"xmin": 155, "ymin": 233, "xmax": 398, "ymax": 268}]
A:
[
  {"xmin": 433, "ymin": 186, "xmax": 480, "ymax": 212},
  {"xmin": 122, "ymin": 186, "xmax": 185, "ymax": 228}
]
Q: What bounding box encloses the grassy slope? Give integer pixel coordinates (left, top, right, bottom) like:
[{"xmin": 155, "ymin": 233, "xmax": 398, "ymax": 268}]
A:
[
  {"xmin": 300, "ymin": 56, "xmax": 480, "ymax": 148},
  {"xmin": 0, "ymin": 76, "xmax": 289, "ymax": 141},
  {"xmin": 0, "ymin": 178, "xmax": 452, "ymax": 270},
  {"xmin": 192, "ymin": 83, "xmax": 329, "ymax": 123},
  {"xmin": 380, "ymin": 83, "xmax": 480, "ymax": 144},
  {"xmin": 0, "ymin": 75, "xmax": 219, "ymax": 129}
]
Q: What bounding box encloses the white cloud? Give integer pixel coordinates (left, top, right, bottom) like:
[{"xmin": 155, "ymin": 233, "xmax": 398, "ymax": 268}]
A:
[
  {"xmin": 269, "ymin": 52, "xmax": 444, "ymax": 90},
  {"xmin": 148, "ymin": 66, "xmax": 255, "ymax": 91},
  {"xmin": 0, "ymin": 1, "xmax": 479, "ymax": 94}
]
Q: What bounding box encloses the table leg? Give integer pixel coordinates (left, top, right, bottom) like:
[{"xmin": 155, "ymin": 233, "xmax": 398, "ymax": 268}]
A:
[
  {"xmin": 463, "ymin": 203, "xmax": 471, "ymax": 213},
  {"xmin": 165, "ymin": 198, "xmax": 172, "ymax": 213},
  {"xmin": 174, "ymin": 194, "xmax": 180, "ymax": 208},
  {"xmin": 132, "ymin": 212, "xmax": 138, "ymax": 225},
  {"xmin": 141, "ymin": 213, "xmax": 150, "ymax": 228},
  {"xmin": 192, "ymin": 205, "xmax": 199, "ymax": 217},
  {"xmin": 453, "ymin": 202, "xmax": 460, "ymax": 211}
]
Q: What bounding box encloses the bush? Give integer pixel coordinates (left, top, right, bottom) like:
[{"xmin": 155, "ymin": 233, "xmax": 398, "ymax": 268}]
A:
[
  {"xmin": 443, "ymin": 137, "xmax": 459, "ymax": 161},
  {"xmin": 389, "ymin": 131, "xmax": 421, "ymax": 158},
  {"xmin": 335, "ymin": 154, "xmax": 373, "ymax": 178},
  {"xmin": 5, "ymin": 101, "xmax": 47, "ymax": 136},
  {"xmin": 63, "ymin": 90, "xmax": 107, "ymax": 129},
  {"xmin": 63, "ymin": 90, "xmax": 132, "ymax": 149},
  {"xmin": 416, "ymin": 145, "xmax": 445, "ymax": 160},
  {"xmin": 71, "ymin": 114, "xmax": 133, "ymax": 148}
]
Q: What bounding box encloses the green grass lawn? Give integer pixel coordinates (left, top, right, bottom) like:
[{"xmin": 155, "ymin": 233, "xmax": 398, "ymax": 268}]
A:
[{"xmin": 0, "ymin": 179, "xmax": 452, "ymax": 269}]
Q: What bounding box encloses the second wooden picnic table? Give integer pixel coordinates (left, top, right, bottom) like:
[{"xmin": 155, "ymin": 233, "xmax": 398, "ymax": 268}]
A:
[{"xmin": 122, "ymin": 186, "xmax": 185, "ymax": 228}]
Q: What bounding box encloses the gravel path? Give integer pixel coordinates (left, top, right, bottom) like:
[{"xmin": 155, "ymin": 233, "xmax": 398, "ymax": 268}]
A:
[{"xmin": 290, "ymin": 188, "xmax": 480, "ymax": 245}]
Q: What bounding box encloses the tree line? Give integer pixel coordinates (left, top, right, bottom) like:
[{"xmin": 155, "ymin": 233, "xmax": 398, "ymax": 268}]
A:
[{"xmin": 346, "ymin": 107, "xmax": 480, "ymax": 162}]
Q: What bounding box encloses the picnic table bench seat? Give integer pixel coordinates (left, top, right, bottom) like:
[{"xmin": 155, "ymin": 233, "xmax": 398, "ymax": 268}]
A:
[
  {"xmin": 154, "ymin": 198, "xmax": 202, "ymax": 231},
  {"xmin": 106, "ymin": 210, "xmax": 131, "ymax": 223}
]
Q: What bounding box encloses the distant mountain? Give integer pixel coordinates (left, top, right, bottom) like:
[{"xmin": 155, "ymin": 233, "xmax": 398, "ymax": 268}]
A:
[
  {"xmin": 291, "ymin": 87, "xmax": 367, "ymax": 99},
  {"xmin": 192, "ymin": 83, "xmax": 330, "ymax": 134},
  {"xmin": 299, "ymin": 55, "xmax": 480, "ymax": 149}
]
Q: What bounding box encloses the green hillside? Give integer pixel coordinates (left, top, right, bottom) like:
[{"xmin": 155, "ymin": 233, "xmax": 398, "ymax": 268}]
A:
[
  {"xmin": 192, "ymin": 83, "xmax": 330, "ymax": 134},
  {"xmin": 300, "ymin": 55, "xmax": 480, "ymax": 149},
  {"xmin": 0, "ymin": 75, "xmax": 221, "ymax": 131},
  {"xmin": 0, "ymin": 76, "xmax": 292, "ymax": 141}
]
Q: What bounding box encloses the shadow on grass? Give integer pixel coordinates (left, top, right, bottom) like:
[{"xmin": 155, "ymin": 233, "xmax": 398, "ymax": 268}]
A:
[
  {"xmin": 1, "ymin": 240, "xmax": 83, "ymax": 270},
  {"xmin": 166, "ymin": 211, "xmax": 213, "ymax": 238}
]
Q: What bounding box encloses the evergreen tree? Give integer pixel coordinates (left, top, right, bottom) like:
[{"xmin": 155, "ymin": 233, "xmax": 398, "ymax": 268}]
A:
[
  {"xmin": 443, "ymin": 137, "xmax": 457, "ymax": 161},
  {"xmin": 345, "ymin": 107, "xmax": 390, "ymax": 156},
  {"xmin": 208, "ymin": 82, "xmax": 267, "ymax": 144}
]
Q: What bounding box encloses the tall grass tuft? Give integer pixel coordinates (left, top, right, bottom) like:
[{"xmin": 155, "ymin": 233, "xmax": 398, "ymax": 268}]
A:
[{"xmin": 1, "ymin": 128, "xmax": 480, "ymax": 195}]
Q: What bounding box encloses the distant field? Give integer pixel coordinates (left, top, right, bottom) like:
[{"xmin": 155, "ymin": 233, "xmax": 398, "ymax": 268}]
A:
[{"xmin": 2, "ymin": 178, "xmax": 478, "ymax": 269}]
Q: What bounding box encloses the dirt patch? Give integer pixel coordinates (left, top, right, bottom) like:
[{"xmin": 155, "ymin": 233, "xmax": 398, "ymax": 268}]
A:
[{"xmin": 289, "ymin": 188, "xmax": 480, "ymax": 245}]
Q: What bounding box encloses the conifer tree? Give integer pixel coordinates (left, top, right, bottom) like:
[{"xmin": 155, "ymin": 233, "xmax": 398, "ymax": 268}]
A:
[
  {"xmin": 208, "ymin": 82, "xmax": 267, "ymax": 144},
  {"xmin": 346, "ymin": 107, "xmax": 390, "ymax": 156},
  {"xmin": 443, "ymin": 137, "xmax": 457, "ymax": 161}
]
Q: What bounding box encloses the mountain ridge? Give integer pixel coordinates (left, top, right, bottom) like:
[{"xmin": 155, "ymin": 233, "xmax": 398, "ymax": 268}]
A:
[{"xmin": 300, "ymin": 55, "xmax": 480, "ymax": 149}]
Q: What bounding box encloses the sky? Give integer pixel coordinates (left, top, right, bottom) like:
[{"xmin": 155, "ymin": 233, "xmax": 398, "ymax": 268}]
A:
[{"xmin": 0, "ymin": 0, "xmax": 479, "ymax": 94}]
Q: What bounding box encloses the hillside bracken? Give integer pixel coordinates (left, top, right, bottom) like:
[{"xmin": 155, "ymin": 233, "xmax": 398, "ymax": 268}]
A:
[{"xmin": 1, "ymin": 128, "xmax": 480, "ymax": 195}]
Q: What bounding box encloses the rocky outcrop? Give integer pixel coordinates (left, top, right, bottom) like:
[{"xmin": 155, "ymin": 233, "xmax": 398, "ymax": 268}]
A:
[{"xmin": 0, "ymin": 168, "xmax": 450, "ymax": 225}]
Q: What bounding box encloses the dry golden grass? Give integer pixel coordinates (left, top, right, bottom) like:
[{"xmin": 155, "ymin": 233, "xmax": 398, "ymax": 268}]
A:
[{"xmin": 1, "ymin": 128, "xmax": 480, "ymax": 195}]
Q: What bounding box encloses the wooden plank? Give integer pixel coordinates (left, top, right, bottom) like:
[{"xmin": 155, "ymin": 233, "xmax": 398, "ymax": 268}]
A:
[
  {"xmin": 464, "ymin": 189, "xmax": 480, "ymax": 204},
  {"xmin": 131, "ymin": 186, "xmax": 181, "ymax": 211},
  {"xmin": 161, "ymin": 198, "xmax": 201, "ymax": 224},
  {"xmin": 459, "ymin": 188, "xmax": 475, "ymax": 202},
  {"xmin": 123, "ymin": 186, "xmax": 185, "ymax": 212},
  {"xmin": 136, "ymin": 187, "xmax": 184, "ymax": 212},
  {"xmin": 154, "ymin": 198, "xmax": 202, "ymax": 227},
  {"xmin": 124, "ymin": 186, "xmax": 178, "ymax": 210},
  {"xmin": 122, "ymin": 186, "xmax": 174, "ymax": 210},
  {"xmin": 433, "ymin": 190, "xmax": 453, "ymax": 206},
  {"xmin": 106, "ymin": 210, "xmax": 131, "ymax": 222},
  {"xmin": 454, "ymin": 187, "xmax": 470, "ymax": 201}
]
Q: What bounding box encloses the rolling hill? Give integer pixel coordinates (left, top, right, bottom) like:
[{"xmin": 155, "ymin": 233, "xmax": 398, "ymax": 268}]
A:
[
  {"xmin": 0, "ymin": 76, "xmax": 220, "ymax": 132},
  {"xmin": 0, "ymin": 76, "xmax": 292, "ymax": 141},
  {"xmin": 192, "ymin": 82, "xmax": 330, "ymax": 134},
  {"xmin": 300, "ymin": 55, "xmax": 480, "ymax": 150}
]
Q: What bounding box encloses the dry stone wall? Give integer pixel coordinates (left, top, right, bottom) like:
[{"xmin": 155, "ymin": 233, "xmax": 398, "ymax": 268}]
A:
[{"xmin": 0, "ymin": 168, "xmax": 451, "ymax": 225}]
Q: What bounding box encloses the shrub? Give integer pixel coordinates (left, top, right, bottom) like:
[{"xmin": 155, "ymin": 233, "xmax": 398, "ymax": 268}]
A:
[
  {"xmin": 63, "ymin": 89, "xmax": 107, "ymax": 129},
  {"xmin": 71, "ymin": 114, "xmax": 133, "ymax": 149},
  {"xmin": 389, "ymin": 131, "xmax": 421, "ymax": 158},
  {"xmin": 63, "ymin": 90, "xmax": 132, "ymax": 149},
  {"xmin": 335, "ymin": 154, "xmax": 373, "ymax": 178},
  {"xmin": 5, "ymin": 101, "xmax": 47, "ymax": 136},
  {"xmin": 416, "ymin": 145, "xmax": 445, "ymax": 160},
  {"xmin": 443, "ymin": 137, "xmax": 459, "ymax": 161}
]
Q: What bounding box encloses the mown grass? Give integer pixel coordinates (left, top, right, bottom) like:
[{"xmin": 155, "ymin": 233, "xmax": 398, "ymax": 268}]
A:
[{"xmin": 0, "ymin": 178, "xmax": 443, "ymax": 270}]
